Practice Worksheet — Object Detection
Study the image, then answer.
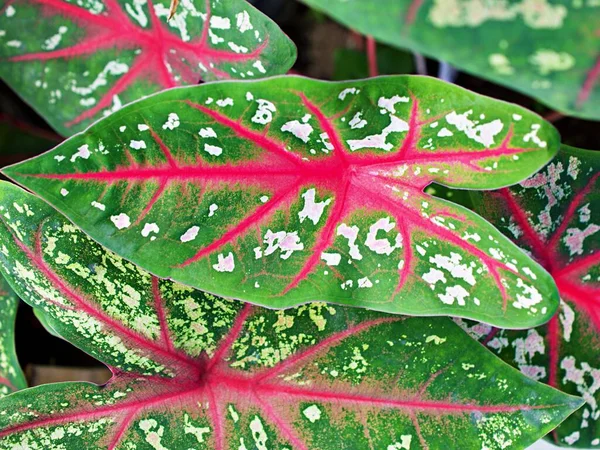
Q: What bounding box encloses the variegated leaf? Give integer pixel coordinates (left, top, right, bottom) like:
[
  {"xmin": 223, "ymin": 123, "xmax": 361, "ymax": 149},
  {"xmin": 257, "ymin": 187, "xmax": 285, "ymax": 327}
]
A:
[
  {"xmin": 466, "ymin": 145, "xmax": 600, "ymax": 447},
  {"xmin": 0, "ymin": 0, "xmax": 296, "ymax": 136},
  {"xmin": 0, "ymin": 275, "xmax": 26, "ymax": 397},
  {"xmin": 301, "ymin": 0, "xmax": 600, "ymax": 121},
  {"xmin": 0, "ymin": 181, "xmax": 584, "ymax": 449},
  {"xmin": 3, "ymin": 76, "xmax": 561, "ymax": 328}
]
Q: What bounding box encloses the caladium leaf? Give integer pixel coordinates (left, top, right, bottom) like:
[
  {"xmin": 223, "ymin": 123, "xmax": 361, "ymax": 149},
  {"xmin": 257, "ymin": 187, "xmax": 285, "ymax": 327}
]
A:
[
  {"xmin": 0, "ymin": 181, "xmax": 584, "ymax": 449},
  {"xmin": 0, "ymin": 276, "xmax": 26, "ymax": 397},
  {"xmin": 467, "ymin": 145, "xmax": 600, "ymax": 447},
  {"xmin": 301, "ymin": 0, "xmax": 600, "ymax": 121},
  {"xmin": 0, "ymin": 0, "xmax": 296, "ymax": 136},
  {"xmin": 4, "ymin": 76, "xmax": 561, "ymax": 328}
]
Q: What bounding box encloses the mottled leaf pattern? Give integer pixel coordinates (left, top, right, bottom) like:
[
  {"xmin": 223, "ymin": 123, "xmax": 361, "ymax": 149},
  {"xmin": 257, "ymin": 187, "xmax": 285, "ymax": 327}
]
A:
[
  {"xmin": 0, "ymin": 181, "xmax": 584, "ymax": 449},
  {"xmin": 301, "ymin": 0, "xmax": 600, "ymax": 121},
  {"xmin": 466, "ymin": 146, "xmax": 600, "ymax": 447},
  {"xmin": 0, "ymin": 0, "xmax": 296, "ymax": 135},
  {"xmin": 3, "ymin": 76, "xmax": 561, "ymax": 328},
  {"xmin": 0, "ymin": 276, "xmax": 26, "ymax": 398}
]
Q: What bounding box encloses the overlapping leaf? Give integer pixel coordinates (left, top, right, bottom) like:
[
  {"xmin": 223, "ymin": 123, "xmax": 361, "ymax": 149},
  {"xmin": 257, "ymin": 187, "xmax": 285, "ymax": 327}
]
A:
[
  {"xmin": 0, "ymin": 0, "xmax": 296, "ymax": 136},
  {"xmin": 466, "ymin": 146, "xmax": 600, "ymax": 447},
  {"xmin": 3, "ymin": 76, "xmax": 561, "ymax": 328},
  {"xmin": 0, "ymin": 181, "xmax": 584, "ymax": 449},
  {"xmin": 301, "ymin": 0, "xmax": 600, "ymax": 121},
  {"xmin": 0, "ymin": 276, "xmax": 26, "ymax": 398}
]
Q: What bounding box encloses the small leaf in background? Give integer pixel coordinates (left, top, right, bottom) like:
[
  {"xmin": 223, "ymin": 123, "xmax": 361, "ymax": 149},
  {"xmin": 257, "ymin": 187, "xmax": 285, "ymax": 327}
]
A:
[
  {"xmin": 301, "ymin": 0, "xmax": 600, "ymax": 121},
  {"xmin": 466, "ymin": 145, "xmax": 599, "ymax": 447},
  {"xmin": 0, "ymin": 276, "xmax": 26, "ymax": 397},
  {"xmin": 0, "ymin": 0, "xmax": 297, "ymax": 136},
  {"xmin": 4, "ymin": 76, "xmax": 561, "ymax": 328},
  {"xmin": 0, "ymin": 181, "xmax": 583, "ymax": 449}
]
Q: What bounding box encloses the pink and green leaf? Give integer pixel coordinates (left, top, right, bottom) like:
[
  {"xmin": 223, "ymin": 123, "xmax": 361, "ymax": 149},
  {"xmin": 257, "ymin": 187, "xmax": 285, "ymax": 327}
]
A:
[
  {"xmin": 3, "ymin": 76, "xmax": 562, "ymax": 328},
  {"xmin": 0, "ymin": 0, "xmax": 297, "ymax": 136},
  {"xmin": 301, "ymin": 0, "xmax": 600, "ymax": 121},
  {"xmin": 467, "ymin": 145, "xmax": 600, "ymax": 447},
  {"xmin": 0, "ymin": 181, "xmax": 584, "ymax": 449},
  {"xmin": 0, "ymin": 276, "xmax": 26, "ymax": 397}
]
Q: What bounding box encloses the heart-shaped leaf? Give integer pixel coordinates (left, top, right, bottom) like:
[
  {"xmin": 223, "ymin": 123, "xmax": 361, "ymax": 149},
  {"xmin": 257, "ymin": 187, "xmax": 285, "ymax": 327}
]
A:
[
  {"xmin": 0, "ymin": 181, "xmax": 583, "ymax": 449},
  {"xmin": 0, "ymin": 0, "xmax": 296, "ymax": 136},
  {"xmin": 4, "ymin": 76, "xmax": 561, "ymax": 328},
  {"xmin": 0, "ymin": 276, "xmax": 26, "ymax": 397},
  {"xmin": 301, "ymin": 0, "xmax": 600, "ymax": 121},
  {"xmin": 466, "ymin": 145, "xmax": 600, "ymax": 447}
]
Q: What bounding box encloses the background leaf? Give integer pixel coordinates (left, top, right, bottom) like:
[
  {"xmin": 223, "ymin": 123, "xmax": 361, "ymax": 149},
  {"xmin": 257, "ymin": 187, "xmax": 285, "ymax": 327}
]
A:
[
  {"xmin": 0, "ymin": 0, "xmax": 297, "ymax": 136},
  {"xmin": 0, "ymin": 180, "xmax": 583, "ymax": 449},
  {"xmin": 0, "ymin": 276, "xmax": 26, "ymax": 397},
  {"xmin": 466, "ymin": 145, "xmax": 600, "ymax": 447},
  {"xmin": 3, "ymin": 75, "xmax": 562, "ymax": 328},
  {"xmin": 300, "ymin": 0, "xmax": 600, "ymax": 121}
]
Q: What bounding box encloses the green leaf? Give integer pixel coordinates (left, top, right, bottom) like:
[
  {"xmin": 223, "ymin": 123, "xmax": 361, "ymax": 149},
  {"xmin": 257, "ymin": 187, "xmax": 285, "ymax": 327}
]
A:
[
  {"xmin": 0, "ymin": 275, "xmax": 26, "ymax": 397},
  {"xmin": 301, "ymin": 0, "xmax": 600, "ymax": 121},
  {"xmin": 0, "ymin": 181, "xmax": 583, "ymax": 449},
  {"xmin": 3, "ymin": 76, "xmax": 561, "ymax": 328},
  {"xmin": 466, "ymin": 145, "xmax": 600, "ymax": 447},
  {"xmin": 0, "ymin": 0, "xmax": 297, "ymax": 136}
]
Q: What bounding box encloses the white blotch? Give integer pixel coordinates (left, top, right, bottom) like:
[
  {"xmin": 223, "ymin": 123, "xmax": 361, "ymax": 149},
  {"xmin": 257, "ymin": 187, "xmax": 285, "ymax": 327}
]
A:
[
  {"xmin": 60, "ymin": 188, "xmax": 69, "ymax": 196},
  {"xmin": 437, "ymin": 127, "xmax": 453, "ymax": 137},
  {"xmin": 358, "ymin": 277, "xmax": 373, "ymax": 288},
  {"xmin": 337, "ymin": 224, "xmax": 363, "ymax": 260},
  {"xmin": 429, "ymin": 252, "xmax": 476, "ymax": 286},
  {"xmin": 513, "ymin": 114, "xmax": 522, "ymax": 121},
  {"xmin": 252, "ymin": 60, "xmax": 266, "ymax": 74},
  {"xmin": 263, "ymin": 230, "xmax": 304, "ymax": 260},
  {"xmin": 349, "ymin": 112, "xmax": 367, "ymax": 129},
  {"xmin": 378, "ymin": 95, "xmax": 409, "ymax": 114},
  {"xmin": 523, "ymin": 123, "xmax": 547, "ymax": 148},
  {"xmin": 210, "ymin": 16, "xmax": 231, "ymax": 29},
  {"xmin": 216, "ymin": 98, "xmax": 234, "ymax": 107},
  {"xmin": 281, "ymin": 118, "xmax": 313, "ymax": 143},
  {"xmin": 445, "ymin": 110, "xmax": 504, "ymax": 147},
  {"xmin": 438, "ymin": 285, "xmax": 470, "ymax": 306},
  {"xmin": 213, "ymin": 252, "xmax": 235, "ymax": 272},
  {"xmin": 111, "ymin": 213, "xmax": 131, "ymax": 230},
  {"xmin": 564, "ymin": 225, "xmax": 600, "ymax": 256},
  {"xmin": 513, "ymin": 278, "xmax": 543, "ymax": 310},
  {"xmin": 43, "ymin": 26, "xmax": 68, "ymax": 51},
  {"xmin": 91, "ymin": 201, "xmax": 105, "ymax": 211},
  {"xmin": 130, "ymin": 140, "xmax": 147, "ymax": 150},
  {"xmin": 199, "ymin": 127, "xmax": 217, "ymax": 138},
  {"xmin": 141, "ymin": 223, "xmax": 159, "ymax": 237},
  {"xmin": 204, "ymin": 143, "xmax": 223, "ymax": 156},
  {"xmin": 422, "ymin": 268, "xmax": 447, "ymax": 286},
  {"xmin": 298, "ymin": 188, "xmax": 331, "ymax": 225},
  {"xmin": 138, "ymin": 124, "xmax": 149, "ymax": 131},
  {"xmin": 559, "ymin": 301, "xmax": 575, "ymax": 342},
  {"xmin": 251, "ymin": 99, "xmax": 276, "ymax": 125},
  {"xmin": 347, "ymin": 116, "xmax": 409, "ymax": 152},
  {"xmin": 162, "ymin": 113, "xmax": 180, "ymax": 130},
  {"xmin": 180, "ymin": 226, "xmax": 200, "ymax": 242},
  {"xmin": 338, "ymin": 87, "xmax": 359, "ymax": 100},
  {"xmin": 302, "ymin": 405, "xmax": 321, "ymax": 423},
  {"xmin": 70, "ymin": 144, "xmax": 91, "ymax": 162},
  {"xmin": 236, "ymin": 11, "xmax": 253, "ymax": 32},
  {"xmin": 208, "ymin": 204, "xmax": 218, "ymax": 217},
  {"xmin": 364, "ymin": 217, "xmax": 402, "ymax": 255},
  {"xmin": 321, "ymin": 252, "xmax": 341, "ymax": 266}
]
